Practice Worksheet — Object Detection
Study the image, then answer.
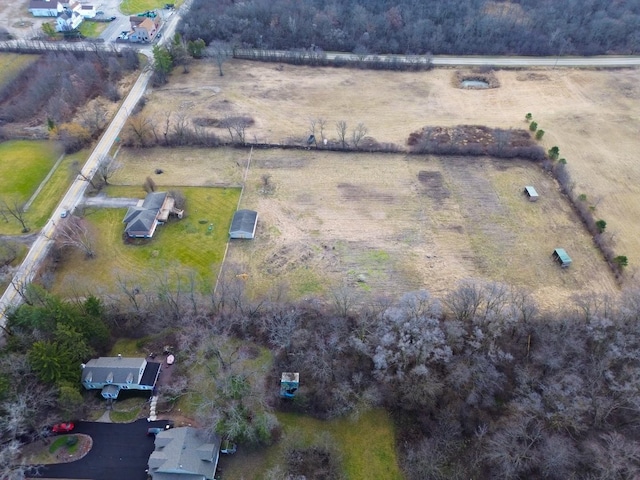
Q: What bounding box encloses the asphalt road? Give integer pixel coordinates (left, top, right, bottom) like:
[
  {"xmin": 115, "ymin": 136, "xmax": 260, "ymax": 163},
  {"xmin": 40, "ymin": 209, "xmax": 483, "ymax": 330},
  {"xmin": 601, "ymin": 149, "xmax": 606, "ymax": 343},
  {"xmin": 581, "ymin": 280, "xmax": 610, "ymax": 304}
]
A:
[{"xmin": 41, "ymin": 419, "xmax": 169, "ymax": 480}]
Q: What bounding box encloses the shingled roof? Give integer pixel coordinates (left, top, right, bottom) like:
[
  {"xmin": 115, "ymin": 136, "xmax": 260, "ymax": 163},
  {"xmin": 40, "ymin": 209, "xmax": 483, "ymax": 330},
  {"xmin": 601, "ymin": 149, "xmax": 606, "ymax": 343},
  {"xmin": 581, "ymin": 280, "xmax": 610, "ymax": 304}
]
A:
[
  {"xmin": 148, "ymin": 427, "xmax": 220, "ymax": 480},
  {"xmin": 229, "ymin": 209, "xmax": 258, "ymax": 239},
  {"xmin": 123, "ymin": 192, "xmax": 168, "ymax": 238}
]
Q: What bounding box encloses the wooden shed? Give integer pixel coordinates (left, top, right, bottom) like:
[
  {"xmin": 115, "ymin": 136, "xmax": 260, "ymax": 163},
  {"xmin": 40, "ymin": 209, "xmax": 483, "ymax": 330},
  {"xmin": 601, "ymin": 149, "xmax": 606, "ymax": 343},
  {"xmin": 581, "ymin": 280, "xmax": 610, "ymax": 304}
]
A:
[
  {"xmin": 229, "ymin": 209, "xmax": 258, "ymax": 239},
  {"xmin": 524, "ymin": 186, "xmax": 539, "ymax": 201},
  {"xmin": 552, "ymin": 248, "xmax": 572, "ymax": 267}
]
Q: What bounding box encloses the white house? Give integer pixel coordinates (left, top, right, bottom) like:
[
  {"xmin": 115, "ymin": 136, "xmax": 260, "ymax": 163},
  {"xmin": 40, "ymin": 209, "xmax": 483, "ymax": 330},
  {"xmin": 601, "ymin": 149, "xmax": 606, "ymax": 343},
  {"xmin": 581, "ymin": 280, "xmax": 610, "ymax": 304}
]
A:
[
  {"xmin": 56, "ymin": 9, "xmax": 83, "ymax": 31},
  {"xmin": 28, "ymin": 0, "xmax": 61, "ymax": 17},
  {"xmin": 78, "ymin": 4, "xmax": 96, "ymax": 18}
]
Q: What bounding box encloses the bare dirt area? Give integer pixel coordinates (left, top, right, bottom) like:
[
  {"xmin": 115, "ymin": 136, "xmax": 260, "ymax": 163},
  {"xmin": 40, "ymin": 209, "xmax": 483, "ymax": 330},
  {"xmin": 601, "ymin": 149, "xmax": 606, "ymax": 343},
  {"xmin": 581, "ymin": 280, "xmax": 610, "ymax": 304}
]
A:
[
  {"xmin": 144, "ymin": 62, "xmax": 640, "ymax": 283},
  {"xmin": 0, "ymin": 0, "xmax": 50, "ymax": 39}
]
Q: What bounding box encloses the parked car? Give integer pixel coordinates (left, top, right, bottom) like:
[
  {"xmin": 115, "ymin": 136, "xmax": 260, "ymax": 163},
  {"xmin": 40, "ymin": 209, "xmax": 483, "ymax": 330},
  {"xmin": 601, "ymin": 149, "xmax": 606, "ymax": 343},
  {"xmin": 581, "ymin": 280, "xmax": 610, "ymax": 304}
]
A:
[
  {"xmin": 60, "ymin": 209, "xmax": 68, "ymax": 218},
  {"xmin": 51, "ymin": 422, "xmax": 75, "ymax": 434},
  {"xmin": 147, "ymin": 424, "xmax": 173, "ymax": 436}
]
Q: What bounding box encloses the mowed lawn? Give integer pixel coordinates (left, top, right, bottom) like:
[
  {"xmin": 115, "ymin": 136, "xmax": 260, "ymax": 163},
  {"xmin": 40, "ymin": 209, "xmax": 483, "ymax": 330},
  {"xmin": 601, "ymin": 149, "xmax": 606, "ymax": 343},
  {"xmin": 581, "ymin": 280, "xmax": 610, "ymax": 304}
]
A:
[
  {"xmin": 0, "ymin": 140, "xmax": 68, "ymax": 234},
  {"xmin": 120, "ymin": 0, "xmax": 182, "ymax": 14},
  {"xmin": 220, "ymin": 409, "xmax": 403, "ymax": 480},
  {"xmin": 51, "ymin": 186, "xmax": 240, "ymax": 295}
]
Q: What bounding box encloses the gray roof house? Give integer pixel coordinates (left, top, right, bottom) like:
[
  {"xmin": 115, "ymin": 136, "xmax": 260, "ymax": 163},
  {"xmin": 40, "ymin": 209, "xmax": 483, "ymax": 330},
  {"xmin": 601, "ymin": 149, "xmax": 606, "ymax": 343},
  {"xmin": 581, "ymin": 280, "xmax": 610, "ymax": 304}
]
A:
[
  {"xmin": 124, "ymin": 192, "xmax": 182, "ymax": 238},
  {"xmin": 81, "ymin": 356, "xmax": 161, "ymax": 399},
  {"xmin": 28, "ymin": 0, "xmax": 62, "ymax": 16},
  {"xmin": 229, "ymin": 209, "xmax": 258, "ymax": 239},
  {"xmin": 148, "ymin": 427, "xmax": 221, "ymax": 480}
]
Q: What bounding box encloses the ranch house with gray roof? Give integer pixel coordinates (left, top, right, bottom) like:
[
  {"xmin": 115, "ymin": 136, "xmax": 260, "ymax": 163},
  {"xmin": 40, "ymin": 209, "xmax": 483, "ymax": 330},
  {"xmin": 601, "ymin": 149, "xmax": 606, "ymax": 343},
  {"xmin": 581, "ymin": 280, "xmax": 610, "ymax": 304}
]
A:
[
  {"xmin": 123, "ymin": 191, "xmax": 183, "ymax": 238},
  {"xmin": 148, "ymin": 427, "xmax": 221, "ymax": 480},
  {"xmin": 81, "ymin": 356, "xmax": 161, "ymax": 399}
]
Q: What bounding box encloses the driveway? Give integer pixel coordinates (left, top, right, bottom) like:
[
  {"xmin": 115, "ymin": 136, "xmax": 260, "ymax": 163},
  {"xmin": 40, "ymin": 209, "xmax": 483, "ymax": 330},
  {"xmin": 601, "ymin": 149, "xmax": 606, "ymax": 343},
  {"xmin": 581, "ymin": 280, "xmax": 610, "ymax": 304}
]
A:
[
  {"xmin": 40, "ymin": 419, "xmax": 170, "ymax": 480},
  {"xmin": 83, "ymin": 194, "xmax": 140, "ymax": 208}
]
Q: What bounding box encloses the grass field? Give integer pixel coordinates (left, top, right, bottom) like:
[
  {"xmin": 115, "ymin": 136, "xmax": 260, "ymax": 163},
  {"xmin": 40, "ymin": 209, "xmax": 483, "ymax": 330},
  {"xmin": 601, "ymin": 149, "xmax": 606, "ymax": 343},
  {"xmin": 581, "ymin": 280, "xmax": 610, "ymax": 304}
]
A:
[
  {"xmin": 0, "ymin": 53, "xmax": 38, "ymax": 88},
  {"xmin": 50, "ymin": 185, "xmax": 240, "ymax": 296},
  {"xmin": 120, "ymin": 0, "xmax": 182, "ymax": 15},
  {"xmin": 145, "ymin": 61, "xmax": 640, "ymax": 288},
  {"xmin": 78, "ymin": 20, "xmax": 108, "ymax": 38},
  {"xmin": 219, "ymin": 409, "xmax": 403, "ymax": 480},
  {"xmin": 0, "ymin": 140, "xmax": 70, "ymax": 235}
]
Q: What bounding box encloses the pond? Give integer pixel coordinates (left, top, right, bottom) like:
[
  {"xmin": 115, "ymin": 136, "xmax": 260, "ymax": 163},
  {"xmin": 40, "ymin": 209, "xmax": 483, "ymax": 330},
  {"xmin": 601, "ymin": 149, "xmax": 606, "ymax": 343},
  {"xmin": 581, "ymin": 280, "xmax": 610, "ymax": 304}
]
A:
[{"xmin": 461, "ymin": 79, "xmax": 489, "ymax": 88}]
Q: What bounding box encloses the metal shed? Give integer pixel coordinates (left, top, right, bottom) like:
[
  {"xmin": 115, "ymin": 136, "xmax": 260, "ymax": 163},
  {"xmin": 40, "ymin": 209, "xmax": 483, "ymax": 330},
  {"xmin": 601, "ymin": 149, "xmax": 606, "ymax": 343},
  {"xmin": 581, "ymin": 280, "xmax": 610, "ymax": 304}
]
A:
[
  {"xmin": 280, "ymin": 372, "xmax": 299, "ymax": 399},
  {"xmin": 524, "ymin": 186, "xmax": 539, "ymax": 201},
  {"xmin": 552, "ymin": 248, "xmax": 572, "ymax": 267},
  {"xmin": 229, "ymin": 209, "xmax": 258, "ymax": 239}
]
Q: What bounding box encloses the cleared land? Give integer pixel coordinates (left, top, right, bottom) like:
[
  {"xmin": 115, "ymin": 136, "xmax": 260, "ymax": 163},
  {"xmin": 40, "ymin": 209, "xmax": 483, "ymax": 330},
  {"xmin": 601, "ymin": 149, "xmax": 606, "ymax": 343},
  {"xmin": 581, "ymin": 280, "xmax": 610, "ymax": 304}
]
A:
[
  {"xmin": 144, "ymin": 61, "xmax": 640, "ymax": 286},
  {"xmin": 50, "ymin": 185, "xmax": 240, "ymax": 296}
]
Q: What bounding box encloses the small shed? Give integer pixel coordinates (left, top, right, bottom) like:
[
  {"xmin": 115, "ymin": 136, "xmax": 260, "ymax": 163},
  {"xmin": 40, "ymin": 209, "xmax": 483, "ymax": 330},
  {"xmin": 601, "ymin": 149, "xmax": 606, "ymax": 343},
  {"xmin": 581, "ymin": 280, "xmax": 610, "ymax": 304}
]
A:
[
  {"xmin": 229, "ymin": 209, "xmax": 258, "ymax": 239},
  {"xmin": 280, "ymin": 372, "xmax": 299, "ymax": 399},
  {"xmin": 524, "ymin": 186, "xmax": 539, "ymax": 201},
  {"xmin": 552, "ymin": 248, "xmax": 572, "ymax": 268}
]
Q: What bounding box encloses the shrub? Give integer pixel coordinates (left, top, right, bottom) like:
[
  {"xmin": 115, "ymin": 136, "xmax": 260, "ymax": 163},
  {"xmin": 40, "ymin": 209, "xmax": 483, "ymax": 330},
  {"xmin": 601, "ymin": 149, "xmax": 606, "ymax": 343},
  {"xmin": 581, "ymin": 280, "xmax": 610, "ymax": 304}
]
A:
[
  {"xmin": 529, "ymin": 121, "xmax": 538, "ymax": 132},
  {"xmin": 595, "ymin": 220, "xmax": 606, "ymax": 233},
  {"xmin": 535, "ymin": 129, "xmax": 545, "ymax": 140}
]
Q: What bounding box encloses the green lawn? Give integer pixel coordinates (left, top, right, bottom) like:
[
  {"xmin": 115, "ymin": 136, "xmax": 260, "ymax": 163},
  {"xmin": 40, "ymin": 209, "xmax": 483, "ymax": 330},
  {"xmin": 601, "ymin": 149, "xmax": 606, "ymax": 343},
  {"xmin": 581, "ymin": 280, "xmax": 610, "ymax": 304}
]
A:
[
  {"xmin": 221, "ymin": 409, "xmax": 404, "ymax": 479},
  {"xmin": 120, "ymin": 0, "xmax": 183, "ymax": 15},
  {"xmin": 0, "ymin": 54, "xmax": 39, "ymax": 89},
  {"xmin": 0, "ymin": 140, "xmax": 69, "ymax": 235},
  {"xmin": 51, "ymin": 186, "xmax": 240, "ymax": 296},
  {"xmin": 79, "ymin": 21, "xmax": 108, "ymax": 38}
]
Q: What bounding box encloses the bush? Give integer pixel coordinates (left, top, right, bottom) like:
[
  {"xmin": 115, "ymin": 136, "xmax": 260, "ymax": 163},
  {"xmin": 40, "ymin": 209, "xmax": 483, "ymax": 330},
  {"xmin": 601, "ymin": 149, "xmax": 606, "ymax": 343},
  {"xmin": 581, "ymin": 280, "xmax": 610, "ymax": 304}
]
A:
[{"xmin": 529, "ymin": 121, "xmax": 538, "ymax": 132}]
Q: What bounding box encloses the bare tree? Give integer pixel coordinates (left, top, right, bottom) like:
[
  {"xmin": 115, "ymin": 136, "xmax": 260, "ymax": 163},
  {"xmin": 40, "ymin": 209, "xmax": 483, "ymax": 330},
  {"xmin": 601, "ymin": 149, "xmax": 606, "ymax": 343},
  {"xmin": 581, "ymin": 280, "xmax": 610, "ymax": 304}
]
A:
[
  {"xmin": 144, "ymin": 176, "xmax": 157, "ymax": 193},
  {"xmin": 55, "ymin": 216, "xmax": 95, "ymax": 258},
  {"xmin": 209, "ymin": 41, "xmax": 231, "ymax": 76},
  {"xmin": 95, "ymin": 154, "xmax": 122, "ymax": 186},
  {"xmin": 125, "ymin": 113, "xmax": 154, "ymax": 147},
  {"xmin": 351, "ymin": 122, "xmax": 368, "ymax": 149},
  {"xmin": 336, "ymin": 120, "xmax": 348, "ymax": 148},
  {"xmin": 1, "ymin": 198, "xmax": 29, "ymax": 232}
]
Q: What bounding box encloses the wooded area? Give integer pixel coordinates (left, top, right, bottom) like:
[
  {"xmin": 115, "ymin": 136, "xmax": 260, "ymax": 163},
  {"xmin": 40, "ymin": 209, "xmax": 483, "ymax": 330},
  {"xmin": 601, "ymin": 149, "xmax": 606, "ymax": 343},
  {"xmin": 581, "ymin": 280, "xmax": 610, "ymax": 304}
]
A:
[
  {"xmin": 3, "ymin": 276, "xmax": 640, "ymax": 478},
  {"xmin": 179, "ymin": 0, "xmax": 640, "ymax": 55}
]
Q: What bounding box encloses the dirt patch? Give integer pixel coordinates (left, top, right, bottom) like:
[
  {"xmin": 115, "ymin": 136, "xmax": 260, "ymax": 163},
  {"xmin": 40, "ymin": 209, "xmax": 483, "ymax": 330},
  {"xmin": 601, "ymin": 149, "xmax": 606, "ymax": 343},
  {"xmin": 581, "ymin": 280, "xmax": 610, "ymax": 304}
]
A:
[
  {"xmin": 337, "ymin": 182, "xmax": 395, "ymax": 203},
  {"xmin": 455, "ymin": 70, "xmax": 500, "ymax": 89},
  {"xmin": 516, "ymin": 72, "xmax": 551, "ymax": 81},
  {"xmin": 417, "ymin": 170, "xmax": 450, "ymax": 205}
]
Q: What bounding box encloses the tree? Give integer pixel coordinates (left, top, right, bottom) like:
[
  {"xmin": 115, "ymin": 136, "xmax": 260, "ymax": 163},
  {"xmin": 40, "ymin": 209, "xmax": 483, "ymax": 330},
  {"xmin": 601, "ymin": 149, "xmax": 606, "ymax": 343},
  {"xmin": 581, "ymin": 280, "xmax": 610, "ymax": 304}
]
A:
[
  {"xmin": 209, "ymin": 41, "xmax": 230, "ymax": 76},
  {"xmin": 525, "ymin": 113, "xmax": 532, "ymax": 121},
  {"xmin": 144, "ymin": 176, "xmax": 157, "ymax": 193},
  {"xmin": 351, "ymin": 122, "xmax": 368, "ymax": 148},
  {"xmin": 614, "ymin": 255, "xmax": 628, "ymax": 268},
  {"xmin": 548, "ymin": 146, "xmax": 560, "ymax": 160},
  {"xmin": 169, "ymin": 33, "xmax": 190, "ymax": 73},
  {"xmin": 187, "ymin": 38, "xmax": 206, "ymax": 59},
  {"xmin": 535, "ymin": 129, "xmax": 545, "ymax": 140},
  {"xmin": 1, "ymin": 198, "xmax": 29, "ymax": 233},
  {"xmin": 336, "ymin": 120, "xmax": 348, "ymax": 148},
  {"xmin": 529, "ymin": 121, "xmax": 538, "ymax": 132},
  {"xmin": 125, "ymin": 113, "xmax": 154, "ymax": 147},
  {"xmin": 595, "ymin": 219, "xmax": 607, "ymax": 234},
  {"xmin": 55, "ymin": 216, "xmax": 96, "ymax": 258},
  {"xmin": 152, "ymin": 45, "xmax": 173, "ymax": 85},
  {"xmin": 95, "ymin": 154, "xmax": 122, "ymax": 186}
]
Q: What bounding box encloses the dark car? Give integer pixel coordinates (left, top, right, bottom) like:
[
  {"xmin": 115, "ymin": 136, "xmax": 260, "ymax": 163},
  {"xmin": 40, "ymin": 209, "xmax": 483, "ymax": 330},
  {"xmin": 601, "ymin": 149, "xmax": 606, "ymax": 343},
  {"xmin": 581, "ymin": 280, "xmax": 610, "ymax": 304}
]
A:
[
  {"xmin": 147, "ymin": 424, "xmax": 173, "ymax": 436},
  {"xmin": 51, "ymin": 422, "xmax": 75, "ymax": 434},
  {"xmin": 110, "ymin": 16, "xmax": 116, "ymax": 20}
]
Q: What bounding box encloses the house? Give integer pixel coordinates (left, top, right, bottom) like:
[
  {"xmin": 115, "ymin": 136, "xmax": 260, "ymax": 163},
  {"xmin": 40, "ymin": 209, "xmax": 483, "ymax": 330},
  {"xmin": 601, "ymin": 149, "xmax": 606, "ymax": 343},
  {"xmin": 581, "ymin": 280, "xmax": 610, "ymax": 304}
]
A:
[
  {"xmin": 55, "ymin": 9, "xmax": 83, "ymax": 31},
  {"xmin": 81, "ymin": 356, "xmax": 161, "ymax": 399},
  {"xmin": 552, "ymin": 248, "xmax": 572, "ymax": 268},
  {"xmin": 229, "ymin": 209, "xmax": 258, "ymax": 239},
  {"xmin": 28, "ymin": 0, "xmax": 61, "ymax": 17},
  {"xmin": 78, "ymin": 4, "xmax": 96, "ymax": 18},
  {"xmin": 129, "ymin": 16, "xmax": 158, "ymax": 42},
  {"xmin": 148, "ymin": 427, "xmax": 221, "ymax": 480},
  {"xmin": 524, "ymin": 186, "xmax": 539, "ymax": 201},
  {"xmin": 123, "ymin": 191, "xmax": 183, "ymax": 238}
]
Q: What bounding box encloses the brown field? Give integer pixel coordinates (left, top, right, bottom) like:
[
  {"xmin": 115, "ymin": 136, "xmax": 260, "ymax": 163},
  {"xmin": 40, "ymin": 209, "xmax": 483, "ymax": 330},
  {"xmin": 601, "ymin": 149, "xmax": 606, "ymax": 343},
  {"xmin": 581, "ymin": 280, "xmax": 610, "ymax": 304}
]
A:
[
  {"xmin": 141, "ymin": 60, "xmax": 640, "ymax": 299},
  {"xmin": 113, "ymin": 145, "xmax": 616, "ymax": 308}
]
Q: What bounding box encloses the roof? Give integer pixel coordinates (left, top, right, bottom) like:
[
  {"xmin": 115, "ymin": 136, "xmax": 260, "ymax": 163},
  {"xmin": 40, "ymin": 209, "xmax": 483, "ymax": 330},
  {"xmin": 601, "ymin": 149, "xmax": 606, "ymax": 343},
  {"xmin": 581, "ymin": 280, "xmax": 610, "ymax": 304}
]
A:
[
  {"xmin": 148, "ymin": 427, "xmax": 220, "ymax": 480},
  {"xmin": 524, "ymin": 186, "xmax": 538, "ymax": 196},
  {"xmin": 82, "ymin": 357, "xmax": 146, "ymax": 385},
  {"xmin": 553, "ymin": 248, "xmax": 572, "ymax": 264},
  {"xmin": 136, "ymin": 17, "xmax": 155, "ymax": 31},
  {"xmin": 123, "ymin": 192, "xmax": 168, "ymax": 236},
  {"xmin": 140, "ymin": 361, "xmax": 162, "ymax": 386},
  {"xmin": 29, "ymin": 0, "xmax": 59, "ymax": 9},
  {"xmin": 229, "ymin": 210, "xmax": 258, "ymax": 238}
]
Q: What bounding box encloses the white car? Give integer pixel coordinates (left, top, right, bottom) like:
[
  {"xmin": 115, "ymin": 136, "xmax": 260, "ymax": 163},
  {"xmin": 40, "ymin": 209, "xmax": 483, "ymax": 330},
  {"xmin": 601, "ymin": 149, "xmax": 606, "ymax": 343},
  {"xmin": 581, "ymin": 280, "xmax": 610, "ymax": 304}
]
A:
[{"xmin": 60, "ymin": 209, "xmax": 69, "ymax": 218}]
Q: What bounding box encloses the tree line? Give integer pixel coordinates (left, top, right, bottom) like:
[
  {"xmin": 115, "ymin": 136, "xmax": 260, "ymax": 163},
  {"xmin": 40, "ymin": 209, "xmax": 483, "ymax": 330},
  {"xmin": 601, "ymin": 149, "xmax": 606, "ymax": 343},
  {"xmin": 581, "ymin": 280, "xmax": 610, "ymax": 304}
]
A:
[
  {"xmin": 3, "ymin": 269, "xmax": 640, "ymax": 478},
  {"xmin": 178, "ymin": 0, "xmax": 640, "ymax": 56}
]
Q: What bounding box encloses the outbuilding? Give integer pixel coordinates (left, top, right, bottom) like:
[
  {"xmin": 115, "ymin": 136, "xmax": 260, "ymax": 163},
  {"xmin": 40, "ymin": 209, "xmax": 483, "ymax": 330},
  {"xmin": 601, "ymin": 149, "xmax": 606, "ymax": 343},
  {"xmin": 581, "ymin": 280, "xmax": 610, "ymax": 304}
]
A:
[
  {"xmin": 524, "ymin": 186, "xmax": 539, "ymax": 201},
  {"xmin": 552, "ymin": 248, "xmax": 572, "ymax": 268},
  {"xmin": 229, "ymin": 209, "xmax": 258, "ymax": 239}
]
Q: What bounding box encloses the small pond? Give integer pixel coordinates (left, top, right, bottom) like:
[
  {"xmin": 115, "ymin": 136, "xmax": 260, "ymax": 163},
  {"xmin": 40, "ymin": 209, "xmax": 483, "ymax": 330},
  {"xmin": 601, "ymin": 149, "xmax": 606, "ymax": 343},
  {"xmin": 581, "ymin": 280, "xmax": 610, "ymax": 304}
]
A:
[{"xmin": 461, "ymin": 79, "xmax": 489, "ymax": 88}]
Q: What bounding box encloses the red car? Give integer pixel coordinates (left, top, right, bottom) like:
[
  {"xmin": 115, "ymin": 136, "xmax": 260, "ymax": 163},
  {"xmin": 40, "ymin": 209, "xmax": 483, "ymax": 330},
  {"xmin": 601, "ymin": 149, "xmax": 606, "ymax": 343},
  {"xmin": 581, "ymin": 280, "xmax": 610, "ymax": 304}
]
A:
[{"xmin": 51, "ymin": 423, "xmax": 75, "ymax": 434}]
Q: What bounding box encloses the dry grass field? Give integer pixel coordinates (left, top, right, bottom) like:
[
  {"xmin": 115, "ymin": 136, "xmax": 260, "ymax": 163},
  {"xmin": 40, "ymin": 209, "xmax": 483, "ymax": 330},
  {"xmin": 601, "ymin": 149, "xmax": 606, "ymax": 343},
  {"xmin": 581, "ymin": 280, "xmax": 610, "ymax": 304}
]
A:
[{"xmin": 141, "ymin": 60, "xmax": 640, "ymax": 298}]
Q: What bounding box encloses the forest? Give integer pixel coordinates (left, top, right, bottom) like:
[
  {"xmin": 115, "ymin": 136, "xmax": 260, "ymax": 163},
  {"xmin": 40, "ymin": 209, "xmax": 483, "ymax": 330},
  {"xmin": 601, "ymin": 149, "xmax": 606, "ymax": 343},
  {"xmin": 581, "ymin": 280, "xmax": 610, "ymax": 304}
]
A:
[
  {"xmin": 178, "ymin": 0, "xmax": 640, "ymax": 56},
  {"xmin": 2, "ymin": 273, "xmax": 640, "ymax": 479}
]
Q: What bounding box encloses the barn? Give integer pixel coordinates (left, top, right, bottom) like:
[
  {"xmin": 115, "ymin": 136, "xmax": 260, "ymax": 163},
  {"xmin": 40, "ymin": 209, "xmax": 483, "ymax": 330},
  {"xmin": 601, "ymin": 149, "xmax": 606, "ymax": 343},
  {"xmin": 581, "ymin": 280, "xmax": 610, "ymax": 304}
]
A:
[
  {"xmin": 552, "ymin": 248, "xmax": 572, "ymax": 268},
  {"xmin": 229, "ymin": 209, "xmax": 258, "ymax": 239}
]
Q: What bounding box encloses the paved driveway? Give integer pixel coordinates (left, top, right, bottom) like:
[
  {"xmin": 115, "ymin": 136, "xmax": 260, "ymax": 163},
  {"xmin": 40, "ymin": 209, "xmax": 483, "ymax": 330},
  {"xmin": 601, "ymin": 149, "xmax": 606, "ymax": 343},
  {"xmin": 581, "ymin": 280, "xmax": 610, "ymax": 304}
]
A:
[{"xmin": 40, "ymin": 419, "xmax": 170, "ymax": 480}]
